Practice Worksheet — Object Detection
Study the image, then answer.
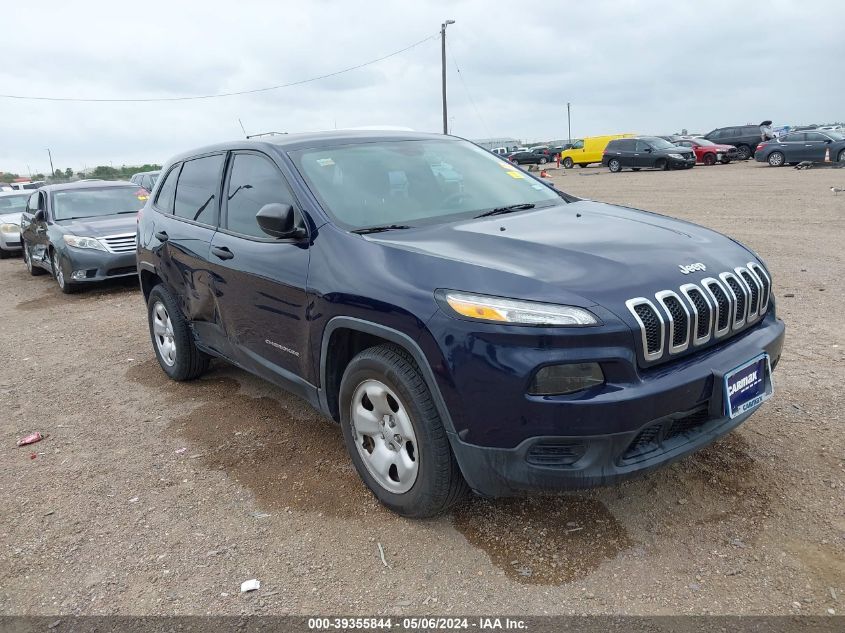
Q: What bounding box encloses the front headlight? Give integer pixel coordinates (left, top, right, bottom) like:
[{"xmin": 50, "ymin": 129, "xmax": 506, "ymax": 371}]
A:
[
  {"xmin": 63, "ymin": 235, "xmax": 107, "ymax": 251},
  {"xmin": 439, "ymin": 290, "xmax": 599, "ymax": 326},
  {"xmin": 668, "ymin": 153, "xmax": 685, "ymax": 159},
  {"xmin": 0, "ymin": 223, "xmax": 20, "ymax": 233}
]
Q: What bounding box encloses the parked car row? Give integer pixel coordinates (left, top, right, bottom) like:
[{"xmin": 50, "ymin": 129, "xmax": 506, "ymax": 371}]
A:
[
  {"xmin": 754, "ymin": 130, "xmax": 845, "ymax": 166},
  {"xmin": 1, "ymin": 130, "xmax": 785, "ymax": 520}
]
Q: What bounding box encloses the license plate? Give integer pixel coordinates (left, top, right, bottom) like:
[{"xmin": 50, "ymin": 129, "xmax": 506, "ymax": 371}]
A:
[
  {"xmin": 723, "ymin": 354, "xmax": 773, "ymax": 419},
  {"xmin": 717, "ymin": 153, "xmax": 723, "ymax": 160}
]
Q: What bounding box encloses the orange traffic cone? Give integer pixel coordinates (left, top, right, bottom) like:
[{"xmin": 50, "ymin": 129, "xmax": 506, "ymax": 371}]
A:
[
  {"xmin": 825, "ymin": 147, "xmax": 832, "ymax": 163},
  {"xmin": 540, "ymin": 169, "xmax": 549, "ymax": 178}
]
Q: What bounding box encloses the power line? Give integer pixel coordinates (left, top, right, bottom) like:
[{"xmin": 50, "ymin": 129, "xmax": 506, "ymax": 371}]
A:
[
  {"xmin": 450, "ymin": 53, "xmax": 490, "ymax": 138},
  {"xmin": 0, "ymin": 33, "xmax": 438, "ymax": 103}
]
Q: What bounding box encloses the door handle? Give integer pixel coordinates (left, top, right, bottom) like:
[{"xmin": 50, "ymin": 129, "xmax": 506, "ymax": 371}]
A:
[
  {"xmin": 154, "ymin": 231, "xmax": 169, "ymax": 242},
  {"xmin": 211, "ymin": 246, "xmax": 234, "ymax": 260}
]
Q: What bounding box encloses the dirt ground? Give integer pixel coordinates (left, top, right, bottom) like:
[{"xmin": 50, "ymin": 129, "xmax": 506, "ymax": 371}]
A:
[{"xmin": 1, "ymin": 161, "xmax": 843, "ymax": 616}]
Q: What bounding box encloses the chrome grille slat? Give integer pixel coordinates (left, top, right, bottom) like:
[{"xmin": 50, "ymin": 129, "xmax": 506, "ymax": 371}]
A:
[
  {"xmin": 101, "ymin": 233, "xmax": 137, "ymax": 254},
  {"xmin": 656, "ymin": 290, "xmax": 690, "ymax": 354},
  {"xmin": 627, "ymin": 265, "xmax": 772, "ymax": 364}
]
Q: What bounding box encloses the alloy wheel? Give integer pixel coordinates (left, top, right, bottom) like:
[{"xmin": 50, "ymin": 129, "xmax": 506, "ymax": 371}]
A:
[
  {"xmin": 152, "ymin": 301, "xmax": 177, "ymax": 367},
  {"xmin": 53, "ymin": 252, "xmax": 65, "ymax": 289},
  {"xmin": 350, "ymin": 379, "xmax": 419, "ymax": 494}
]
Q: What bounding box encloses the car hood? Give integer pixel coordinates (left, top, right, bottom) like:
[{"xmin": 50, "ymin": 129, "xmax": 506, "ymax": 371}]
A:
[
  {"xmin": 0, "ymin": 211, "xmax": 23, "ymax": 225},
  {"xmin": 55, "ymin": 214, "xmax": 137, "ymax": 237},
  {"xmin": 367, "ymin": 200, "xmax": 759, "ymax": 311}
]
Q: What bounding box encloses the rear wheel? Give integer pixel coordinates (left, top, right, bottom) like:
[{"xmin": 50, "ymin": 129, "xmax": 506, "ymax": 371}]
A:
[
  {"xmin": 23, "ymin": 241, "xmax": 45, "ymax": 276},
  {"xmin": 0, "ymin": 248, "xmax": 9, "ymax": 259},
  {"xmin": 767, "ymin": 151, "xmax": 785, "ymax": 167},
  {"xmin": 735, "ymin": 144, "xmax": 752, "ymax": 160},
  {"xmin": 720, "ymin": 156, "xmax": 732, "ymax": 164},
  {"xmin": 147, "ymin": 284, "xmax": 210, "ymax": 381},
  {"xmin": 538, "ymin": 157, "xmax": 548, "ymax": 165},
  {"xmin": 339, "ymin": 344, "xmax": 469, "ymax": 518},
  {"xmin": 703, "ymin": 153, "xmax": 716, "ymax": 166},
  {"xmin": 562, "ymin": 157, "xmax": 574, "ymax": 169},
  {"xmin": 608, "ymin": 158, "xmax": 622, "ymax": 173}
]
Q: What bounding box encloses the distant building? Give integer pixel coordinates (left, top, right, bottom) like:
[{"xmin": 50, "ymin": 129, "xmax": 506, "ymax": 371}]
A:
[{"xmin": 471, "ymin": 137, "xmax": 522, "ymax": 151}]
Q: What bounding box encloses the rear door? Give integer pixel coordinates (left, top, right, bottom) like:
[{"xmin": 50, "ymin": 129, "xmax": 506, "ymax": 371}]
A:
[
  {"xmin": 151, "ymin": 154, "xmax": 224, "ymax": 332},
  {"xmin": 208, "ymin": 150, "xmax": 311, "ymax": 384}
]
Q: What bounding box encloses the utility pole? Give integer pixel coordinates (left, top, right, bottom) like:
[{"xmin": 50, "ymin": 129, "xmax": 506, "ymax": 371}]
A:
[
  {"xmin": 46, "ymin": 148, "xmax": 55, "ymax": 177},
  {"xmin": 441, "ymin": 19, "xmax": 455, "ymax": 135},
  {"xmin": 567, "ymin": 102, "xmax": 572, "ymax": 145}
]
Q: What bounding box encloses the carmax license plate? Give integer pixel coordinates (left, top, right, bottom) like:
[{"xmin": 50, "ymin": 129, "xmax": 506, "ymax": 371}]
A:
[{"xmin": 724, "ymin": 354, "xmax": 773, "ymax": 419}]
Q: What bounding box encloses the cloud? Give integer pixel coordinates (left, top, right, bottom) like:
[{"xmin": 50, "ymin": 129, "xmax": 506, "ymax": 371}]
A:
[{"xmin": 1, "ymin": 0, "xmax": 843, "ymax": 173}]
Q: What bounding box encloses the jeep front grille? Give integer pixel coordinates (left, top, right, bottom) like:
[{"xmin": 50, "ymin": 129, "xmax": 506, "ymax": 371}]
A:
[{"xmin": 626, "ymin": 263, "xmax": 772, "ymax": 363}]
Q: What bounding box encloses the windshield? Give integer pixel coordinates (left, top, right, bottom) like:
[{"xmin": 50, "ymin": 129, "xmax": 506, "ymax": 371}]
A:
[
  {"xmin": 693, "ymin": 138, "xmax": 716, "ymax": 146},
  {"xmin": 826, "ymin": 131, "xmax": 845, "ymax": 141},
  {"xmin": 642, "ymin": 137, "xmax": 677, "ymax": 150},
  {"xmin": 52, "ymin": 187, "xmax": 148, "ymax": 220},
  {"xmin": 0, "ymin": 193, "xmax": 29, "ymax": 211},
  {"xmin": 289, "ymin": 139, "xmax": 562, "ymax": 229}
]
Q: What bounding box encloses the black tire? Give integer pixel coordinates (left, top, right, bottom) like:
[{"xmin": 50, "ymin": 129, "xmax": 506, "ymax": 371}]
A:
[
  {"xmin": 23, "ymin": 241, "xmax": 46, "ymax": 276},
  {"xmin": 52, "ymin": 249, "xmax": 79, "ymax": 294},
  {"xmin": 147, "ymin": 284, "xmax": 210, "ymax": 381},
  {"xmin": 562, "ymin": 157, "xmax": 573, "ymax": 169},
  {"xmin": 339, "ymin": 344, "xmax": 470, "ymax": 518},
  {"xmin": 735, "ymin": 144, "xmax": 752, "ymax": 160},
  {"xmin": 539, "ymin": 157, "xmax": 547, "ymax": 165},
  {"xmin": 703, "ymin": 153, "xmax": 716, "ymax": 166},
  {"xmin": 767, "ymin": 151, "xmax": 785, "ymax": 167},
  {"xmin": 0, "ymin": 248, "xmax": 9, "ymax": 259},
  {"xmin": 654, "ymin": 158, "xmax": 668, "ymax": 171},
  {"xmin": 838, "ymin": 149, "xmax": 845, "ymax": 163},
  {"xmin": 720, "ymin": 156, "xmax": 732, "ymax": 164},
  {"xmin": 607, "ymin": 158, "xmax": 622, "ymax": 173}
]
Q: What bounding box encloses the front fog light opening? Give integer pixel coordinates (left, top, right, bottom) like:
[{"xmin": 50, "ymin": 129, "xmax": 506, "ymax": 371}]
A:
[
  {"xmin": 71, "ymin": 269, "xmax": 94, "ymax": 280},
  {"xmin": 528, "ymin": 362, "xmax": 604, "ymax": 396}
]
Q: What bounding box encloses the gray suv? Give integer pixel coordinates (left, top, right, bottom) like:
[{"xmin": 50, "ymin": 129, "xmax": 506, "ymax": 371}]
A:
[{"xmin": 702, "ymin": 125, "xmax": 763, "ymax": 160}]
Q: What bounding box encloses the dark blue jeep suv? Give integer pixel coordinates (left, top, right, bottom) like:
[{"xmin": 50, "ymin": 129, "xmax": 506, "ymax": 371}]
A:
[{"xmin": 136, "ymin": 130, "xmax": 785, "ymax": 517}]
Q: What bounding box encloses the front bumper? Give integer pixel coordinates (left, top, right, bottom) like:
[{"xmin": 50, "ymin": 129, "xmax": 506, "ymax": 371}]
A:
[
  {"xmin": 0, "ymin": 229, "xmax": 22, "ymax": 252},
  {"xmin": 668, "ymin": 156, "xmax": 696, "ymax": 168},
  {"xmin": 61, "ymin": 247, "xmax": 137, "ymax": 282},
  {"xmin": 425, "ymin": 309, "xmax": 785, "ymax": 497}
]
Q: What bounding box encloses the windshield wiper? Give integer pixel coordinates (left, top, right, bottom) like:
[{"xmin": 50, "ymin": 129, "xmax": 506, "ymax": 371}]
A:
[
  {"xmin": 474, "ymin": 203, "xmax": 535, "ymax": 218},
  {"xmin": 351, "ymin": 224, "xmax": 413, "ymax": 235}
]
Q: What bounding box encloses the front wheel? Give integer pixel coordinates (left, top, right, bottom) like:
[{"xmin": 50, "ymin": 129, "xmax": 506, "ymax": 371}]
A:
[
  {"xmin": 703, "ymin": 153, "xmax": 716, "ymax": 166},
  {"xmin": 147, "ymin": 284, "xmax": 210, "ymax": 381},
  {"xmin": 768, "ymin": 151, "xmax": 785, "ymax": 167},
  {"xmin": 608, "ymin": 158, "xmax": 622, "ymax": 173},
  {"xmin": 654, "ymin": 158, "xmax": 668, "ymax": 171},
  {"xmin": 538, "ymin": 157, "xmax": 547, "ymax": 165},
  {"xmin": 562, "ymin": 157, "xmax": 573, "ymax": 169},
  {"xmin": 838, "ymin": 149, "xmax": 845, "ymax": 163},
  {"xmin": 339, "ymin": 344, "xmax": 469, "ymax": 518},
  {"xmin": 52, "ymin": 250, "xmax": 78, "ymax": 294}
]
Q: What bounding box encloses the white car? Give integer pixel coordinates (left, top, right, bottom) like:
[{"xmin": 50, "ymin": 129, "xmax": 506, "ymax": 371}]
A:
[{"xmin": 0, "ymin": 190, "xmax": 30, "ymax": 257}]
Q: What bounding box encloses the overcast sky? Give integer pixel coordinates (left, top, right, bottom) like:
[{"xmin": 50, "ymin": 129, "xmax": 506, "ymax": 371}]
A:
[{"xmin": 1, "ymin": 0, "xmax": 842, "ymax": 174}]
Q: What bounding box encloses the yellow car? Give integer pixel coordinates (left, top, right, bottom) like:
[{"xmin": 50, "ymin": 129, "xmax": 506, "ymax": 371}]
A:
[{"xmin": 560, "ymin": 134, "xmax": 636, "ymax": 169}]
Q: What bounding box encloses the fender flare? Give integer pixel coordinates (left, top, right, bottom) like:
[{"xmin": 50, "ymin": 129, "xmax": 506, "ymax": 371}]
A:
[{"xmin": 318, "ymin": 316, "xmax": 457, "ymax": 435}]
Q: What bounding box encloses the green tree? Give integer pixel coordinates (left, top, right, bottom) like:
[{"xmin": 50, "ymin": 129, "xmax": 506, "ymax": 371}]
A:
[{"xmin": 64, "ymin": 167, "xmax": 73, "ymax": 178}]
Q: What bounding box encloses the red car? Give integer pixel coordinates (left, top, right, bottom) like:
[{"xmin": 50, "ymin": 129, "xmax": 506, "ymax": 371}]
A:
[{"xmin": 673, "ymin": 138, "xmax": 739, "ymax": 165}]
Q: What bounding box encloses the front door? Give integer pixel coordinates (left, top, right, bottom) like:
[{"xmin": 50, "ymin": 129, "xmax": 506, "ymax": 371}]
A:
[
  {"xmin": 20, "ymin": 191, "xmax": 49, "ymax": 266},
  {"xmin": 633, "ymin": 140, "xmax": 653, "ymax": 168},
  {"xmin": 802, "ymin": 132, "xmax": 830, "ymax": 162},
  {"xmin": 207, "ymin": 150, "xmax": 311, "ymax": 384}
]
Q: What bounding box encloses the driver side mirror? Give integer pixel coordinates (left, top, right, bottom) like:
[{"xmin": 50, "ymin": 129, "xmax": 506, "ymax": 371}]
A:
[{"xmin": 256, "ymin": 203, "xmax": 304, "ymax": 239}]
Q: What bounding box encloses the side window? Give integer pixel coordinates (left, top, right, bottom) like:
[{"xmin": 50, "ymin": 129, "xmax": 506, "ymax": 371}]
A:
[
  {"xmin": 804, "ymin": 132, "xmax": 826, "ymax": 142},
  {"xmin": 783, "ymin": 133, "xmax": 804, "ymax": 143},
  {"xmin": 154, "ymin": 164, "xmax": 180, "ymax": 213},
  {"xmin": 225, "ymin": 153, "xmax": 296, "ymax": 238},
  {"xmin": 174, "ymin": 155, "xmax": 224, "ymax": 225},
  {"xmin": 26, "ymin": 192, "xmax": 40, "ymax": 212},
  {"xmin": 635, "ymin": 140, "xmax": 650, "ymax": 152},
  {"xmin": 571, "ymin": 140, "xmax": 584, "ymax": 149}
]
